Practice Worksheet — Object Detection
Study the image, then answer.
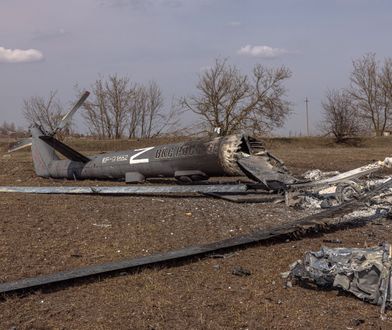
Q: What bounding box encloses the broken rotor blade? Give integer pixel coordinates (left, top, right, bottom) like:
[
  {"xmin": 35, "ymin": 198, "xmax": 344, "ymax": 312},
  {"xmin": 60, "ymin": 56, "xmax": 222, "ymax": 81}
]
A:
[
  {"xmin": 8, "ymin": 138, "xmax": 33, "ymax": 153},
  {"xmin": 0, "ymin": 184, "xmax": 248, "ymax": 195},
  {"xmin": 52, "ymin": 91, "xmax": 90, "ymax": 135}
]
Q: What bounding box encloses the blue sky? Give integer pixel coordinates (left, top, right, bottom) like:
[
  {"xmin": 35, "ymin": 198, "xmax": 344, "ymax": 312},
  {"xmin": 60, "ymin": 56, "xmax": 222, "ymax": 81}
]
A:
[{"xmin": 1, "ymin": 0, "xmax": 391, "ymax": 135}]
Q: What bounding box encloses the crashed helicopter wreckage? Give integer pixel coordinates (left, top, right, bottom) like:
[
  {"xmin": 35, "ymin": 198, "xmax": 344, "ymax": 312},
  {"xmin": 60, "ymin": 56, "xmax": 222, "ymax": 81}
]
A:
[
  {"xmin": 2, "ymin": 155, "xmax": 392, "ymax": 205},
  {"xmin": 7, "ymin": 91, "xmax": 295, "ymax": 191},
  {"xmin": 3, "ymin": 95, "xmax": 392, "ymax": 295},
  {"xmin": 4, "ymin": 90, "xmax": 392, "ymax": 204},
  {"xmin": 5, "ymin": 127, "xmax": 298, "ymax": 201}
]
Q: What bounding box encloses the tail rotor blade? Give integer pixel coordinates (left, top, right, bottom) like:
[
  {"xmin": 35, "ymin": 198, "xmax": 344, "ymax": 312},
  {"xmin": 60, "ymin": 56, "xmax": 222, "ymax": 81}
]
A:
[
  {"xmin": 8, "ymin": 138, "xmax": 33, "ymax": 153},
  {"xmin": 52, "ymin": 91, "xmax": 90, "ymax": 135}
]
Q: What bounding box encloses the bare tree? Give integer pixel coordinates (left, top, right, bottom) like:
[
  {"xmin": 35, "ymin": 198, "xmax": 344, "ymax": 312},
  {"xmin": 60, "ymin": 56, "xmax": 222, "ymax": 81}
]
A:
[
  {"xmin": 128, "ymin": 82, "xmax": 179, "ymax": 138},
  {"xmin": 380, "ymin": 57, "xmax": 392, "ymax": 122},
  {"xmin": 23, "ymin": 90, "xmax": 65, "ymax": 134},
  {"xmin": 81, "ymin": 79, "xmax": 109, "ymax": 138},
  {"xmin": 105, "ymin": 75, "xmax": 133, "ymax": 139},
  {"xmin": 82, "ymin": 74, "xmax": 134, "ymax": 139},
  {"xmin": 128, "ymin": 85, "xmax": 142, "ymax": 139},
  {"xmin": 349, "ymin": 53, "xmax": 392, "ymax": 136},
  {"xmin": 0, "ymin": 121, "xmax": 26, "ymax": 138},
  {"xmin": 0, "ymin": 121, "xmax": 16, "ymax": 135},
  {"xmin": 81, "ymin": 75, "xmax": 180, "ymax": 139},
  {"xmin": 150, "ymin": 96, "xmax": 183, "ymax": 137},
  {"xmin": 180, "ymin": 59, "xmax": 292, "ymax": 135},
  {"xmin": 142, "ymin": 81, "xmax": 163, "ymax": 138},
  {"xmin": 321, "ymin": 89, "xmax": 360, "ymax": 142}
]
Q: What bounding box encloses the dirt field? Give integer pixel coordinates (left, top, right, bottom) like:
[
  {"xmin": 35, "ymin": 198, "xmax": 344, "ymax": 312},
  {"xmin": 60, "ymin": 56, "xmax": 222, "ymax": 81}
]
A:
[{"xmin": 1, "ymin": 136, "xmax": 392, "ymax": 329}]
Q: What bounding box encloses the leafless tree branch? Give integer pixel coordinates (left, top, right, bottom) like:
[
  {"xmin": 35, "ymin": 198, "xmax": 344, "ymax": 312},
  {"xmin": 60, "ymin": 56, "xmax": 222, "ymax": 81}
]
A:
[{"xmin": 180, "ymin": 59, "xmax": 292, "ymax": 135}]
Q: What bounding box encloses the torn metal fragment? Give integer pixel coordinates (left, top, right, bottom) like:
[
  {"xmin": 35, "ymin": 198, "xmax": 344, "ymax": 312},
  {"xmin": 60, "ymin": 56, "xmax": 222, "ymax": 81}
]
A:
[
  {"xmin": 283, "ymin": 243, "xmax": 392, "ymax": 309},
  {"xmin": 237, "ymin": 155, "xmax": 295, "ymax": 189}
]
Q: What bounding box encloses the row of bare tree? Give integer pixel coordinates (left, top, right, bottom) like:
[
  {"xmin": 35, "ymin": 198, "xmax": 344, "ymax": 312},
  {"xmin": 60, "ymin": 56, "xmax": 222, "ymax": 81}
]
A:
[
  {"xmin": 20, "ymin": 54, "xmax": 392, "ymax": 140},
  {"xmin": 322, "ymin": 53, "xmax": 392, "ymax": 141},
  {"xmin": 22, "ymin": 59, "xmax": 293, "ymax": 138},
  {"xmin": 23, "ymin": 75, "xmax": 178, "ymax": 139},
  {"xmin": 0, "ymin": 121, "xmax": 26, "ymax": 137},
  {"xmin": 80, "ymin": 76, "xmax": 178, "ymax": 139}
]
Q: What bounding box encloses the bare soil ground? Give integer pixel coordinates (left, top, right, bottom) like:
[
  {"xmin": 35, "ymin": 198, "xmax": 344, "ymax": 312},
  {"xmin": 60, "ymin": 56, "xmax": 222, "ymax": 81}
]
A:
[{"xmin": 1, "ymin": 136, "xmax": 392, "ymax": 329}]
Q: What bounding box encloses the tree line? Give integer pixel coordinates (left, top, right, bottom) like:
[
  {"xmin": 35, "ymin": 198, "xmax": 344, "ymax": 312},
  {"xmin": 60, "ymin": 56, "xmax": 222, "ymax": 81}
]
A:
[
  {"xmin": 23, "ymin": 76, "xmax": 179, "ymax": 139},
  {"xmin": 22, "ymin": 59, "xmax": 292, "ymax": 139},
  {"xmin": 321, "ymin": 53, "xmax": 392, "ymax": 141},
  {"xmin": 22, "ymin": 54, "xmax": 391, "ymax": 140},
  {"xmin": 0, "ymin": 121, "xmax": 26, "ymax": 137},
  {"xmin": 78, "ymin": 77, "xmax": 180, "ymax": 139}
]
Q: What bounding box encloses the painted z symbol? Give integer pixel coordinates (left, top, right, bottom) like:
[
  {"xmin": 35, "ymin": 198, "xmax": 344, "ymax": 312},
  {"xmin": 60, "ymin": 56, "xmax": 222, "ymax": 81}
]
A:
[{"xmin": 129, "ymin": 147, "xmax": 155, "ymax": 164}]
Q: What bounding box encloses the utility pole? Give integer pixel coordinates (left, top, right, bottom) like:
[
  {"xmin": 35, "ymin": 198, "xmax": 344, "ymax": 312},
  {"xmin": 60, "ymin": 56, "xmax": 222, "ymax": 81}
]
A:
[{"xmin": 305, "ymin": 97, "xmax": 309, "ymax": 136}]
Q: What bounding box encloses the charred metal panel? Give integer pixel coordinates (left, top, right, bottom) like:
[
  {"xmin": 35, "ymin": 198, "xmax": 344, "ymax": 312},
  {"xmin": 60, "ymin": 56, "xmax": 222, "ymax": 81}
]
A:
[
  {"xmin": 238, "ymin": 155, "xmax": 295, "ymax": 188},
  {"xmin": 284, "ymin": 244, "xmax": 392, "ymax": 309}
]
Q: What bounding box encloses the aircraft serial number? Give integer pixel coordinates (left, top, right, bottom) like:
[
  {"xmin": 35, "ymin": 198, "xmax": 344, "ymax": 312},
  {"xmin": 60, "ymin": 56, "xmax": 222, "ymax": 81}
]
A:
[{"xmin": 102, "ymin": 155, "xmax": 129, "ymax": 164}]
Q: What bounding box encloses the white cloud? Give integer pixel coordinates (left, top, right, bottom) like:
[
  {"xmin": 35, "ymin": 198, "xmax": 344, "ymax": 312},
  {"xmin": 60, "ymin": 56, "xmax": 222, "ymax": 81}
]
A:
[
  {"xmin": 237, "ymin": 45, "xmax": 290, "ymax": 59},
  {"xmin": 0, "ymin": 46, "xmax": 44, "ymax": 63}
]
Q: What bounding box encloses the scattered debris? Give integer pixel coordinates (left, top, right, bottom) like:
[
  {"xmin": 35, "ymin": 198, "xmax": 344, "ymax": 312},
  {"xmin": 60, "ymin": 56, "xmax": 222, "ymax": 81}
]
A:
[
  {"xmin": 232, "ymin": 266, "xmax": 251, "ymax": 277},
  {"xmin": 322, "ymin": 238, "xmax": 343, "ymax": 244},
  {"xmin": 209, "ymin": 252, "xmax": 237, "ymax": 259},
  {"xmin": 303, "ymin": 169, "xmax": 340, "ymax": 181},
  {"xmin": 2, "ymin": 179, "xmax": 392, "ymax": 296},
  {"xmin": 92, "ymin": 223, "xmax": 112, "ymax": 228},
  {"xmin": 283, "ymin": 243, "xmax": 392, "ymax": 313},
  {"xmin": 291, "ymin": 170, "xmax": 392, "ymax": 215},
  {"xmin": 2, "ymin": 159, "xmax": 392, "ymax": 210},
  {"xmin": 294, "ymin": 159, "xmax": 392, "ymax": 190},
  {"xmin": 151, "ymin": 198, "xmax": 165, "ymax": 203},
  {"xmin": 350, "ymin": 318, "xmax": 365, "ymax": 327}
]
